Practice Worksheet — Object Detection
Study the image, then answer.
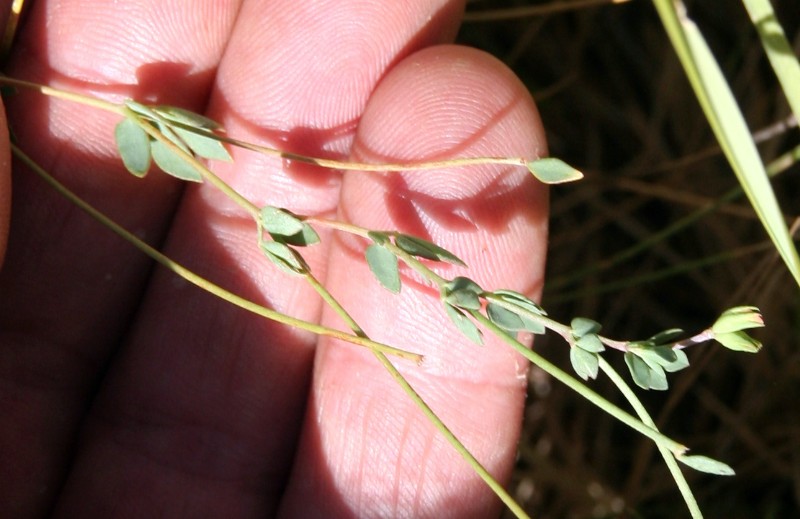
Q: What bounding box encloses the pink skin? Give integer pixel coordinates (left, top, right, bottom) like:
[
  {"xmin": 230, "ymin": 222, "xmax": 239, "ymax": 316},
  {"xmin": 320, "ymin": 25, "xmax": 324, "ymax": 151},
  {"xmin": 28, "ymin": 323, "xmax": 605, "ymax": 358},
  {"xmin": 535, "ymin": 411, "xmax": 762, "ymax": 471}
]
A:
[{"xmin": 0, "ymin": 1, "xmax": 548, "ymax": 518}]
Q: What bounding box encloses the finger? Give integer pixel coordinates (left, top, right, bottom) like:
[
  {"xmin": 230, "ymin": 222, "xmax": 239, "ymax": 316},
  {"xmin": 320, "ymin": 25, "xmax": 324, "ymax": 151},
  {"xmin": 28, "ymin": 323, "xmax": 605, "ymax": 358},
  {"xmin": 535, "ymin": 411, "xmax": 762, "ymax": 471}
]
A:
[
  {"xmin": 0, "ymin": 1, "xmax": 241, "ymax": 515},
  {"xmin": 280, "ymin": 45, "xmax": 548, "ymax": 517},
  {"xmin": 52, "ymin": 1, "xmax": 466, "ymax": 517}
]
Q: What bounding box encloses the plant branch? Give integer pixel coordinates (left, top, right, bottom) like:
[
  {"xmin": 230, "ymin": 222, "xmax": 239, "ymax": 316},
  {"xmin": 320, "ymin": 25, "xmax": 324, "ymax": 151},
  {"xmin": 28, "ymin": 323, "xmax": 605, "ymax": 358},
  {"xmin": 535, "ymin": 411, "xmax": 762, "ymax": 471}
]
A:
[
  {"xmin": 301, "ymin": 261, "xmax": 530, "ymax": 519},
  {"xmin": 11, "ymin": 143, "xmax": 422, "ymax": 363},
  {"xmin": 471, "ymin": 311, "xmax": 689, "ymax": 456},
  {"xmin": 598, "ymin": 357, "xmax": 703, "ymax": 518}
]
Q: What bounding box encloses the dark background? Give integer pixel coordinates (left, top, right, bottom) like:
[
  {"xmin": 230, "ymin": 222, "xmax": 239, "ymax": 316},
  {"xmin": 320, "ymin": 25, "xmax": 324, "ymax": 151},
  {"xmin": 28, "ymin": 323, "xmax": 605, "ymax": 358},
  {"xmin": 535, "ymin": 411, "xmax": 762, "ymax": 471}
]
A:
[{"xmin": 458, "ymin": 1, "xmax": 800, "ymax": 517}]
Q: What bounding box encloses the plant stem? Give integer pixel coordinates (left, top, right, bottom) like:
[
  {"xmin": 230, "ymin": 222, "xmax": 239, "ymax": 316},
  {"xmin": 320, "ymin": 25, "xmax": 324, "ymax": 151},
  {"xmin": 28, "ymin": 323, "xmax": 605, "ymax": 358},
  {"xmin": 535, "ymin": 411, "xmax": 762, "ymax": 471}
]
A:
[
  {"xmin": 599, "ymin": 358, "xmax": 703, "ymax": 518},
  {"xmin": 0, "ymin": 75, "xmax": 124, "ymax": 114},
  {"xmin": 12, "ymin": 143, "xmax": 422, "ymax": 363},
  {"xmin": 215, "ymin": 132, "xmax": 528, "ymax": 173},
  {"xmin": 302, "ymin": 267, "xmax": 530, "ymax": 519},
  {"xmin": 472, "ymin": 311, "xmax": 689, "ymax": 456}
]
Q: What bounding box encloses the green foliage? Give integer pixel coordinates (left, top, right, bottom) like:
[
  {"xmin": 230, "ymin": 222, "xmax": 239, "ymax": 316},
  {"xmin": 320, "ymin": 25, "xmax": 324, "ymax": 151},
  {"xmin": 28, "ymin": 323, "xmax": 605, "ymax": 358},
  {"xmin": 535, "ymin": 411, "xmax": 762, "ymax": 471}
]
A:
[
  {"xmin": 712, "ymin": 306, "xmax": 764, "ymax": 353},
  {"xmin": 442, "ymin": 276, "xmax": 483, "ymax": 311},
  {"xmin": 365, "ymin": 243, "xmax": 401, "ymax": 293},
  {"xmin": 261, "ymin": 206, "xmax": 305, "ymax": 237},
  {"xmin": 677, "ymin": 454, "xmax": 735, "ymax": 476},
  {"xmin": 115, "ymin": 100, "xmax": 231, "ymax": 183},
  {"xmin": 259, "ymin": 240, "xmax": 308, "ymax": 275},
  {"xmin": 114, "ymin": 118, "xmax": 151, "ymax": 177},
  {"xmin": 150, "ymin": 139, "xmax": 203, "ymax": 182},
  {"xmin": 444, "ymin": 303, "xmax": 483, "ymax": 345},
  {"xmin": 526, "ymin": 157, "xmax": 584, "ymax": 184},
  {"xmin": 652, "ymin": 0, "xmax": 800, "ymax": 287},
  {"xmin": 570, "ymin": 346, "xmax": 599, "ymax": 381},
  {"xmin": 486, "ymin": 289, "xmax": 546, "ymax": 335},
  {"xmin": 8, "ymin": 23, "xmax": 779, "ymax": 511},
  {"xmin": 395, "ymin": 233, "xmax": 466, "ymax": 266},
  {"xmin": 568, "ymin": 318, "xmax": 605, "ymax": 381},
  {"xmin": 625, "ymin": 351, "xmax": 668, "ymax": 391},
  {"xmin": 260, "ymin": 206, "xmax": 319, "ymax": 247},
  {"xmin": 571, "ymin": 317, "xmax": 601, "ymax": 337}
]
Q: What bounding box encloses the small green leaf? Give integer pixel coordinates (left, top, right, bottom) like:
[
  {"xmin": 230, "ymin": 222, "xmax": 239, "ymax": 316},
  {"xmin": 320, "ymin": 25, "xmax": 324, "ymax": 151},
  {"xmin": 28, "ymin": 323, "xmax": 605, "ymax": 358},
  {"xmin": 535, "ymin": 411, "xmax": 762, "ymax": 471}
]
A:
[
  {"xmin": 442, "ymin": 277, "xmax": 483, "ymax": 311},
  {"xmin": 625, "ymin": 351, "xmax": 669, "ymax": 390},
  {"xmin": 715, "ymin": 331, "xmax": 762, "ymax": 353},
  {"xmin": 486, "ymin": 290, "xmax": 546, "ymax": 334},
  {"xmin": 526, "ymin": 157, "xmax": 584, "ymax": 184},
  {"xmin": 487, "ymin": 303, "xmax": 545, "ymax": 334},
  {"xmin": 576, "ymin": 333, "xmax": 605, "ymax": 353},
  {"xmin": 444, "ymin": 304, "xmax": 483, "ymax": 345},
  {"xmin": 491, "ymin": 290, "xmax": 546, "ymax": 315},
  {"xmin": 259, "ymin": 240, "xmax": 308, "ymax": 274},
  {"xmin": 571, "ymin": 317, "xmax": 601, "ymax": 338},
  {"xmin": 365, "ymin": 244, "xmax": 400, "ymax": 293},
  {"xmin": 281, "ymin": 223, "xmax": 320, "ymax": 247},
  {"xmin": 647, "ymin": 328, "xmax": 684, "ymax": 345},
  {"xmin": 712, "ymin": 306, "xmax": 764, "ymax": 334},
  {"xmin": 114, "ymin": 118, "xmax": 151, "ymax": 177},
  {"xmin": 261, "ymin": 206, "xmax": 305, "ymax": 237},
  {"xmin": 173, "ymin": 127, "xmax": 232, "ymax": 162},
  {"xmin": 677, "ymin": 454, "xmax": 735, "ymax": 476},
  {"xmin": 570, "ymin": 346, "xmax": 599, "ymax": 381},
  {"xmin": 150, "ymin": 139, "xmax": 203, "ymax": 182},
  {"xmin": 625, "ymin": 352, "xmax": 652, "ymax": 390},
  {"xmin": 660, "ymin": 348, "xmax": 689, "ymax": 373},
  {"xmin": 156, "ymin": 122, "xmax": 192, "ymax": 153},
  {"xmin": 154, "ymin": 105, "xmax": 223, "ymax": 130},
  {"xmin": 633, "ymin": 344, "xmax": 678, "ymax": 367},
  {"xmin": 395, "ymin": 234, "xmax": 466, "ymax": 266},
  {"xmin": 125, "ymin": 99, "xmax": 161, "ymax": 120},
  {"xmin": 487, "ymin": 303, "xmax": 523, "ymax": 331},
  {"xmin": 641, "ymin": 358, "xmax": 669, "ymax": 391}
]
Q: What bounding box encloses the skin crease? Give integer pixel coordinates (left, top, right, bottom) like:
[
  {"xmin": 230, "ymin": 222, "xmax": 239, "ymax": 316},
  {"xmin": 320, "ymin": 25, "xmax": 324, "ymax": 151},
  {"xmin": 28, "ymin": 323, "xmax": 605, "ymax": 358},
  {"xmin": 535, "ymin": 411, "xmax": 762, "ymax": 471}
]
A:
[{"xmin": 0, "ymin": 1, "xmax": 548, "ymax": 518}]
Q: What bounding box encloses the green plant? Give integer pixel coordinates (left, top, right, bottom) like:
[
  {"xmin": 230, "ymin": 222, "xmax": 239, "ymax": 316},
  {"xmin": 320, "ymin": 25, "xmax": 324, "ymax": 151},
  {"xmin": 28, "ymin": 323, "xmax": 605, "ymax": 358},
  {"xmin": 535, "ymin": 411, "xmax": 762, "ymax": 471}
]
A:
[
  {"xmin": 3, "ymin": 0, "xmax": 797, "ymax": 517},
  {"xmin": 1, "ymin": 69, "xmax": 765, "ymax": 516}
]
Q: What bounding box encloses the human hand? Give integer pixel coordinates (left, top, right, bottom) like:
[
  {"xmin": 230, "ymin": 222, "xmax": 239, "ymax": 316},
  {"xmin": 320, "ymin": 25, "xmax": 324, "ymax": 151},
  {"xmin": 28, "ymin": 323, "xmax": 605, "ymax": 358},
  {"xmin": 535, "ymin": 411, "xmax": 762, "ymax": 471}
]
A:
[{"xmin": 0, "ymin": 1, "xmax": 548, "ymax": 517}]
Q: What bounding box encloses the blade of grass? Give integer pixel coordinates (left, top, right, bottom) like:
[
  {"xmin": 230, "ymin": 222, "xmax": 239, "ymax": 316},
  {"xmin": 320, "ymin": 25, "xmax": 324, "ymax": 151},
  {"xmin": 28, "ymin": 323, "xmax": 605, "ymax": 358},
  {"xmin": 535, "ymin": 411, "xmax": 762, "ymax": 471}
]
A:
[
  {"xmin": 547, "ymin": 143, "xmax": 800, "ymax": 292},
  {"xmin": 651, "ymin": 0, "xmax": 800, "ymax": 288},
  {"xmin": 742, "ymin": 0, "xmax": 800, "ymax": 123}
]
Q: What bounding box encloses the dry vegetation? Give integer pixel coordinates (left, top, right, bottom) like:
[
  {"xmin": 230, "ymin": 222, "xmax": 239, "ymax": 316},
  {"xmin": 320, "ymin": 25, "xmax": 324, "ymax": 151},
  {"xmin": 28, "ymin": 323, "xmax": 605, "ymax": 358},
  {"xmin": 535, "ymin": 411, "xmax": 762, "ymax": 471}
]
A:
[{"xmin": 459, "ymin": 1, "xmax": 800, "ymax": 517}]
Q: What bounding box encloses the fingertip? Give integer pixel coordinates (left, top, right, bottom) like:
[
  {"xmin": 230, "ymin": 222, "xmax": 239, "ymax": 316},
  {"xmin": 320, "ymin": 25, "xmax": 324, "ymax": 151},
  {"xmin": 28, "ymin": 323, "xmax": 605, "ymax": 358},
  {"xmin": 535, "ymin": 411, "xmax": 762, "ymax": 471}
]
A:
[{"xmin": 344, "ymin": 43, "xmax": 549, "ymax": 292}]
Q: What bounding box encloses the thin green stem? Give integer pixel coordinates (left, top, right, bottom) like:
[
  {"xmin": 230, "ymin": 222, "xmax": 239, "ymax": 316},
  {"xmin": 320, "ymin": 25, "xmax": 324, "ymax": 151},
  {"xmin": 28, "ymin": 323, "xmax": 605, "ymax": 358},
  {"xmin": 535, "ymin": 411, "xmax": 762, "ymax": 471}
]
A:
[
  {"xmin": 0, "ymin": 75, "xmax": 124, "ymax": 115},
  {"xmin": 216, "ymin": 132, "xmax": 528, "ymax": 173},
  {"xmin": 599, "ymin": 358, "xmax": 702, "ymax": 518},
  {"xmin": 302, "ymin": 266, "xmax": 530, "ymax": 519},
  {"xmin": 304, "ymin": 217, "xmax": 372, "ymax": 239},
  {"xmin": 12, "ymin": 143, "xmax": 422, "ymax": 363},
  {"xmin": 0, "ymin": 75, "xmax": 535, "ymax": 177},
  {"xmin": 471, "ymin": 311, "xmax": 689, "ymax": 456}
]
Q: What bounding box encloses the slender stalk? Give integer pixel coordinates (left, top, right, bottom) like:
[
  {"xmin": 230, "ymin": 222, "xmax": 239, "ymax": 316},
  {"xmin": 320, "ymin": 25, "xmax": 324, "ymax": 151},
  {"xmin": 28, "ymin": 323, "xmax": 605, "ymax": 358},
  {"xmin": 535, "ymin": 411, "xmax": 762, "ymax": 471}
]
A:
[
  {"xmin": 302, "ymin": 270, "xmax": 530, "ymax": 519},
  {"xmin": 472, "ymin": 311, "xmax": 689, "ymax": 456},
  {"xmin": 599, "ymin": 358, "xmax": 703, "ymax": 518},
  {"xmin": 12, "ymin": 143, "xmax": 422, "ymax": 363},
  {"xmin": 214, "ymin": 132, "xmax": 527, "ymax": 173},
  {"xmin": 0, "ymin": 75, "xmax": 124, "ymax": 114}
]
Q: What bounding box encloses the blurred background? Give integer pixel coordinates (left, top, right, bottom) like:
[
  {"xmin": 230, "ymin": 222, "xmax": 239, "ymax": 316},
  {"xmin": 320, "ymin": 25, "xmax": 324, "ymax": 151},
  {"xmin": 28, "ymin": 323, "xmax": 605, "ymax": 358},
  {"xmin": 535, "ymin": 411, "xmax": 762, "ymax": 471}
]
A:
[{"xmin": 458, "ymin": 1, "xmax": 800, "ymax": 517}]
